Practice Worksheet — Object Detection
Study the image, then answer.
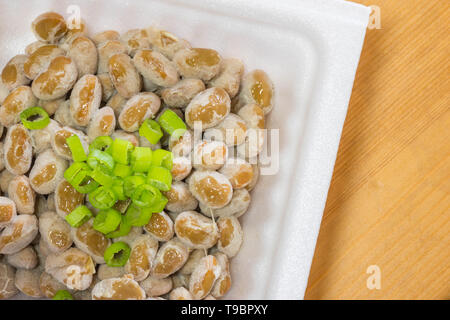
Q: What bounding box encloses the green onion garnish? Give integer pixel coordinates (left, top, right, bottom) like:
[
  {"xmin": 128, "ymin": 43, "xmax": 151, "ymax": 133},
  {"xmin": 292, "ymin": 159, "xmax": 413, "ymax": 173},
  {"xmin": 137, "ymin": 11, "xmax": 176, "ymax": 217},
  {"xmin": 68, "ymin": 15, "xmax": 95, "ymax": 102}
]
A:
[
  {"xmin": 130, "ymin": 183, "xmax": 161, "ymax": 208},
  {"xmin": 89, "ymin": 136, "xmax": 113, "ymax": 153},
  {"xmin": 87, "ymin": 149, "xmax": 115, "ymax": 172},
  {"xmin": 147, "ymin": 194, "xmax": 168, "ymax": 213},
  {"xmin": 74, "ymin": 176, "xmax": 99, "ymax": 194},
  {"xmin": 130, "ymin": 147, "xmax": 152, "ymax": 172},
  {"xmin": 151, "ymin": 149, "xmax": 173, "ymax": 170},
  {"xmin": 65, "ymin": 205, "xmax": 92, "ymax": 228},
  {"xmin": 93, "ymin": 208, "xmax": 122, "ymax": 234},
  {"xmin": 158, "ymin": 109, "xmax": 186, "ymax": 136},
  {"xmin": 64, "ymin": 162, "xmax": 99, "ymax": 194},
  {"xmin": 113, "ymin": 163, "xmax": 133, "ymax": 178},
  {"xmin": 110, "ymin": 138, "xmax": 134, "ymax": 165},
  {"xmin": 66, "ymin": 135, "xmax": 87, "ymax": 162},
  {"xmin": 88, "ymin": 186, "xmax": 117, "ymax": 209},
  {"xmin": 106, "ymin": 215, "xmax": 132, "ymax": 238},
  {"xmin": 146, "ymin": 166, "xmax": 172, "ymax": 191},
  {"xmin": 62, "ymin": 134, "xmax": 174, "ymax": 242},
  {"xmin": 111, "ymin": 177, "xmax": 126, "ymax": 201},
  {"xmin": 123, "ymin": 175, "xmax": 146, "ymax": 198},
  {"xmin": 64, "ymin": 162, "xmax": 91, "ymax": 187},
  {"xmin": 89, "ymin": 165, "xmax": 114, "ymax": 187},
  {"xmin": 20, "ymin": 106, "xmax": 50, "ymax": 130},
  {"xmin": 104, "ymin": 241, "xmax": 131, "ymax": 267},
  {"xmin": 52, "ymin": 290, "xmax": 74, "ymax": 300},
  {"xmin": 125, "ymin": 203, "xmax": 153, "ymax": 227},
  {"xmin": 139, "ymin": 119, "xmax": 163, "ymax": 144}
]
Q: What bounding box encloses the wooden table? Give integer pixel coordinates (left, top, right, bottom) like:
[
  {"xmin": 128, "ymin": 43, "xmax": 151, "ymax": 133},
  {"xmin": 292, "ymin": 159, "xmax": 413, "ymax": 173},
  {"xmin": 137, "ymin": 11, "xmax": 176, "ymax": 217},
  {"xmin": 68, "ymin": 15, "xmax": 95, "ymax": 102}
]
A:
[{"xmin": 304, "ymin": 0, "xmax": 449, "ymax": 300}]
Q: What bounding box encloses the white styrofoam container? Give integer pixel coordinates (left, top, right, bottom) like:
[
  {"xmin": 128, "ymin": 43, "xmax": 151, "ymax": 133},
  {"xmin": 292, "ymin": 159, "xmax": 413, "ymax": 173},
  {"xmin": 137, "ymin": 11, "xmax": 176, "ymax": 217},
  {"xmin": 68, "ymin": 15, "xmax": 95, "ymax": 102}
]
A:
[{"xmin": 0, "ymin": 0, "xmax": 370, "ymax": 299}]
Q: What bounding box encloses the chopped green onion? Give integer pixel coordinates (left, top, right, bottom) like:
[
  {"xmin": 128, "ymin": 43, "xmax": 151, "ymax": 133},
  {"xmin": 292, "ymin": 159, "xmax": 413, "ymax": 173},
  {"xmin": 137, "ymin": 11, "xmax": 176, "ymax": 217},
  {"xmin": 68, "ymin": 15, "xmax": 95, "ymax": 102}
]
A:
[
  {"xmin": 151, "ymin": 149, "xmax": 173, "ymax": 170},
  {"xmin": 131, "ymin": 183, "xmax": 161, "ymax": 208},
  {"xmin": 125, "ymin": 203, "xmax": 153, "ymax": 227},
  {"xmin": 89, "ymin": 165, "xmax": 114, "ymax": 187},
  {"xmin": 52, "ymin": 290, "xmax": 73, "ymax": 300},
  {"xmin": 106, "ymin": 215, "xmax": 132, "ymax": 238},
  {"xmin": 111, "ymin": 177, "xmax": 126, "ymax": 201},
  {"xmin": 64, "ymin": 162, "xmax": 99, "ymax": 193},
  {"xmin": 74, "ymin": 176, "xmax": 99, "ymax": 194},
  {"xmin": 89, "ymin": 136, "xmax": 113, "ymax": 153},
  {"xmin": 93, "ymin": 208, "xmax": 122, "ymax": 234},
  {"xmin": 88, "ymin": 186, "xmax": 117, "ymax": 209},
  {"xmin": 158, "ymin": 109, "xmax": 186, "ymax": 135},
  {"xmin": 111, "ymin": 138, "xmax": 134, "ymax": 165},
  {"xmin": 104, "ymin": 242, "xmax": 131, "ymax": 267},
  {"xmin": 147, "ymin": 166, "xmax": 172, "ymax": 191},
  {"xmin": 64, "ymin": 162, "xmax": 91, "ymax": 186},
  {"xmin": 113, "ymin": 163, "xmax": 133, "ymax": 178},
  {"xmin": 147, "ymin": 194, "xmax": 168, "ymax": 213},
  {"xmin": 133, "ymin": 172, "xmax": 146, "ymax": 177},
  {"xmin": 123, "ymin": 175, "xmax": 146, "ymax": 198},
  {"xmin": 130, "ymin": 147, "xmax": 152, "ymax": 172},
  {"xmin": 20, "ymin": 107, "xmax": 50, "ymax": 130},
  {"xmin": 66, "ymin": 135, "xmax": 87, "ymax": 162},
  {"xmin": 87, "ymin": 149, "xmax": 115, "ymax": 172},
  {"xmin": 139, "ymin": 119, "xmax": 163, "ymax": 144},
  {"xmin": 62, "ymin": 134, "xmax": 175, "ymax": 236},
  {"xmin": 65, "ymin": 205, "xmax": 92, "ymax": 228}
]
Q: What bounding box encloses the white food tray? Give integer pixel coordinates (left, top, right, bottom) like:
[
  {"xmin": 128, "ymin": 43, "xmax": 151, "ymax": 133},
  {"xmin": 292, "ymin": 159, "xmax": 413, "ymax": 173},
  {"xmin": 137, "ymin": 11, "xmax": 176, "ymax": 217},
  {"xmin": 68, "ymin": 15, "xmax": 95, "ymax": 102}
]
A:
[{"xmin": 0, "ymin": 0, "xmax": 370, "ymax": 299}]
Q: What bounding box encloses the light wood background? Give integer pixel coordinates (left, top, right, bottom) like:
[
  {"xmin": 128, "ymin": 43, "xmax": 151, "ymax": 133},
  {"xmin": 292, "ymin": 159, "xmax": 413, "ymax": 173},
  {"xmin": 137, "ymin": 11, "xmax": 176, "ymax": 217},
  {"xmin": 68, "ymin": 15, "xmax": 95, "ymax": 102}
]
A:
[{"xmin": 304, "ymin": 0, "xmax": 449, "ymax": 299}]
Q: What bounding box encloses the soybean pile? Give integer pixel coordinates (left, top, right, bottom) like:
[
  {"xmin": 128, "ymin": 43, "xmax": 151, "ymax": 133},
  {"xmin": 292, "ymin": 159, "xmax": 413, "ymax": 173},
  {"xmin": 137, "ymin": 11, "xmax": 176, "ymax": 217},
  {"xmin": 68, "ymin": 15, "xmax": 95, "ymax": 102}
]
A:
[{"xmin": 0, "ymin": 11, "xmax": 274, "ymax": 300}]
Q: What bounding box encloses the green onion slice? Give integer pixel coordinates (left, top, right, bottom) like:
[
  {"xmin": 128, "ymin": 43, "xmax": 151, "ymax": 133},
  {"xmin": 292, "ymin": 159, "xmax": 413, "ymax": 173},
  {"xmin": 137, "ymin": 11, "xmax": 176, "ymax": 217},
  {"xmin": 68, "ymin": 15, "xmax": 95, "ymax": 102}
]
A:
[
  {"xmin": 87, "ymin": 149, "xmax": 115, "ymax": 172},
  {"xmin": 65, "ymin": 205, "xmax": 92, "ymax": 228},
  {"xmin": 93, "ymin": 208, "xmax": 122, "ymax": 234},
  {"xmin": 103, "ymin": 242, "xmax": 131, "ymax": 267},
  {"xmin": 133, "ymin": 172, "xmax": 146, "ymax": 177},
  {"xmin": 106, "ymin": 215, "xmax": 132, "ymax": 238},
  {"xmin": 64, "ymin": 162, "xmax": 99, "ymax": 193},
  {"xmin": 88, "ymin": 186, "xmax": 117, "ymax": 209},
  {"xmin": 123, "ymin": 175, "xmax": 146, "ymax": 198},
  {"xmin": 147, "ymin": 194, "xmax": 168, "ymax": 213},
  {"xmin": 111, "ymin": 177, "xmax": 126, "ymax": 201},
  {"xmin": 111, "ymin": 138, "xmax": 134, "ymax": 165},
  {"xmin": 89, "ymin": 136, "xmax": 113, "ymax": 153},
  {"xmin": 52, "ymin": 290, "xmax": 74, "ymax": 300},
  {"xmin": 20, "ymin": 107, "xmax": 50, "ymax": 130},
  {"xmin": 74, "ymin": 176, "xmax": 99, "ymax": 194},
  {"xmin": 158, "ymin": 109, "xmax": 186, "ymax": 136},
  {"xmin": 113, "ymin": 163, "xmax": 133, "ymax": 178},
  {"xmin": 151, "ymin": 149, "xmax": 173, "ymax": 170},
  {"xmin": 64, "ymin": 162, "xmax": 91, "ymax": 187},
  {"xmin": 66, "ymin": 135, "xmax": 87, "ymax": 162},
  {"xmin": 125, "ymin": 203, "xmax": 153, "ymax": 227},
  {"xmin": 139, "ymin": 119, "xmax": 163, "ymax": 145},
  {"xmin": 89, "ymin": 165, "xmax": 114, "ymax": 187},
  {"xmin": 147, "ymin": 166, "xmax": 172, "ymax": 191},
  {"xmin": 130, "ymin": 147, "xmax": 152, "ymax": 172},
  {"xmin": 131, "ymin": 183, "xmax": 161, "ymax": 208}
]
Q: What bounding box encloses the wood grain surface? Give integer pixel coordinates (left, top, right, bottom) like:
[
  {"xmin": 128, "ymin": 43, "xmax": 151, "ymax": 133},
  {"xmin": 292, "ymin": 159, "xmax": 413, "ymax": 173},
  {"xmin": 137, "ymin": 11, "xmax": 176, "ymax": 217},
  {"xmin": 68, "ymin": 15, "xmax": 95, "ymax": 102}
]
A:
[{"xmin": 304, "ymin": 0, "xmax": 449, "ymax": 300}]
